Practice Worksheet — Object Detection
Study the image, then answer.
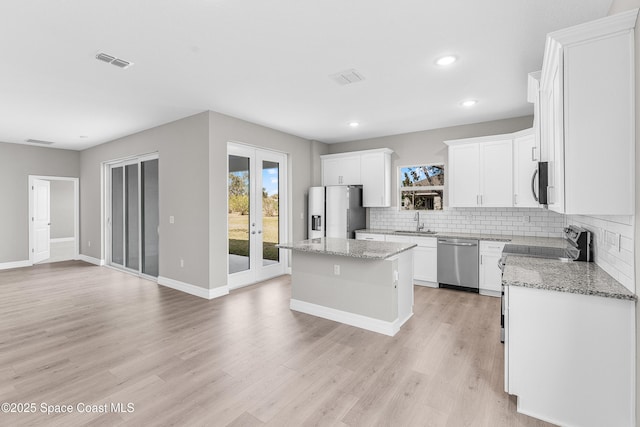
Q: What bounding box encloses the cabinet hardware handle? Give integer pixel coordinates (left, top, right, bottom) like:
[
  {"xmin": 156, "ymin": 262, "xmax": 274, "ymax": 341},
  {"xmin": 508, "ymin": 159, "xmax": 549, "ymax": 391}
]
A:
[
  {"xmin": 476, "ymin": 194, "xmax": 480, "ymax": 205},
  {"xmin": 480, "ymin": 255, "xmax": 483, "ymax": 265},
  {"xmin": 531, "ymin": 146, "xmax": 537, "ymax": 161}
]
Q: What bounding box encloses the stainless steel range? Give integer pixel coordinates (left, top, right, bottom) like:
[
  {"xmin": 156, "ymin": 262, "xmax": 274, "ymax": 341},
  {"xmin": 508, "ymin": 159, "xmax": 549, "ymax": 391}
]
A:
[{"xmin": 499, "ymin": 225, "xmax": 593, "ymax": 342}]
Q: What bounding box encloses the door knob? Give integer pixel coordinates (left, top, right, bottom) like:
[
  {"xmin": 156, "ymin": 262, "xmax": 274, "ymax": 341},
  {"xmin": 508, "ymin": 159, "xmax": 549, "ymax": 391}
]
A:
[
  {"xmin": 251, "ymin": 231, "xmax": 256, "ymax": 234},
  {"xmin": 258, "ymin": 230, "xmax": 262, "ymax": 234}
]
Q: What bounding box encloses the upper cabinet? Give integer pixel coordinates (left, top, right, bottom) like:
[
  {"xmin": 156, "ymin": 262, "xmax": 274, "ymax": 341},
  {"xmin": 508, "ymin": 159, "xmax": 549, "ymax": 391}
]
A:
[
  {"xmin": 536, "ymin": 9, "xmax": 637, "ymax": 215},
  {"xmin": 446, "ymin": 135, "xmax": 513, "ymax": 207},
  {"xmin": 322, "ymin": 154, "xmax": 361, "ymax": 186},
  {"xmin": 321, "ymin": 148, "xmax": 393, "ymax": 207},
  {"xmin": 360, "ymin": 150, "xmax": 392, "ymax": 207}
]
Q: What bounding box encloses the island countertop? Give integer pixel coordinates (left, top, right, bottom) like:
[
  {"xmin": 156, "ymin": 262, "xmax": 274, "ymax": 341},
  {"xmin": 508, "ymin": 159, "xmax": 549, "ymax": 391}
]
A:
[{"xmin": 277, "ymin": 237, "xmax": 416, "ymax": 260}]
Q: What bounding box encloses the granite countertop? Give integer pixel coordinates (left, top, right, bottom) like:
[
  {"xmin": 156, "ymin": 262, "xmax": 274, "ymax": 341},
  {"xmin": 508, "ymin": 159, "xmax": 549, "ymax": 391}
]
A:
[
  {"xmin": 503, "ymin": 256, "xmax": 636, "ymax": 301},
  {"xmin": 277, "ymin": 237, "xmax": 416, "ymax": 260},
  {"xmin": 356, "ymin": 229, "xmax": 566, "ymax": 248}
]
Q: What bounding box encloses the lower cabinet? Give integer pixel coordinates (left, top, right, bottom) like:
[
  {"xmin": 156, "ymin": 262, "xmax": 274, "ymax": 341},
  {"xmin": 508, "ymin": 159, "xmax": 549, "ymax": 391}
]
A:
[
  {"xmin": 356, "ymin": 232, "xmax": 502, "ymax": 294},
  {"xmin": 357, "ymin": 232, "xmax": 438, "ymax": 287},
  {"xmin": 506, "ymin": 286, "xmax": 634, "ymax": 426},
  {"xmin": 354, "ymin": 232, "xmax": 385, "ymax": 242},
  {"xmin": 479, "ymin": 241, "xmax": 505, "ymax": 297}
]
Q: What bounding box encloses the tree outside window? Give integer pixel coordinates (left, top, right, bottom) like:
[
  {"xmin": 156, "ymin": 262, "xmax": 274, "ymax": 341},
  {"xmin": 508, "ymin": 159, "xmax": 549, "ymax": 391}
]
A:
[{"xmin": 400, "ymin": 164, "xmax": 444, "ymax": 210}]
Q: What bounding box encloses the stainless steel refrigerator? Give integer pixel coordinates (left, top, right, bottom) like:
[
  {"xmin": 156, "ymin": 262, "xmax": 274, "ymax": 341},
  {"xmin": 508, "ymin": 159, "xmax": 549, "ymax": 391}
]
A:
[{"xmin": 308, "ymin": 186, "xmax": 365, "ymax": 239}]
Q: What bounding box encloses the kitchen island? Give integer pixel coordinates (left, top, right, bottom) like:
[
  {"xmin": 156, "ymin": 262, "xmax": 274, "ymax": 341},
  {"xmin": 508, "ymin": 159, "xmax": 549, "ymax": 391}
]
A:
[{"xmin": 278, "ymin": 237, "xmax": 416, "ymax": 336}]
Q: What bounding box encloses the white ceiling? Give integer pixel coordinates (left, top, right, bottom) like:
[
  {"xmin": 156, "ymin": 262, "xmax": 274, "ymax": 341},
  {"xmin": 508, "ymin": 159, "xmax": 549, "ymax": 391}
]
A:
[{"xmin": 0, "ymin": 0, "xmax": 612, "ymax": 150}]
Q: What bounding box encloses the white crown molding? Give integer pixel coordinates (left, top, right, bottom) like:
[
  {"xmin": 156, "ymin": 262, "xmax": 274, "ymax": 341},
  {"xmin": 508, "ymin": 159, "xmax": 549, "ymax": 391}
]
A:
[
  {"xmin": 158, "ymin": 276, "xmax": 229, "ymax": 300},
  {"xmin": 0, "ymin": 260, "xmax": 32, "ymax": 270},
  {"xmin": 541, "ymin": 8, "xmax": 639, "ymax": 90},
  {"xmin": 290, "ymin": 298, "xmax": 412, "ymax": 337}
]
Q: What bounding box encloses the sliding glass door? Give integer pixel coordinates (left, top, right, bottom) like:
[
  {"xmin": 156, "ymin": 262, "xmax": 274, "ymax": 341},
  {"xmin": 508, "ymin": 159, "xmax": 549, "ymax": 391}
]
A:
[
  {"xmin": 108, "ymin": 154, "xmax": 159, "ymax": 278},
  {"xmin": 228, "ymin": 143, "xmax": 287, "ymax": 289}
]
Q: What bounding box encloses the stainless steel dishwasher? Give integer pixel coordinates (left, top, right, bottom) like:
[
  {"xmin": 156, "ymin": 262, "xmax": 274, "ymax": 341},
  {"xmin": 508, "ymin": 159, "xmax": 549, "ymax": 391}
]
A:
[{"xmin": 437, "ymin": 238, "xmax": 479, "ymax": 291}]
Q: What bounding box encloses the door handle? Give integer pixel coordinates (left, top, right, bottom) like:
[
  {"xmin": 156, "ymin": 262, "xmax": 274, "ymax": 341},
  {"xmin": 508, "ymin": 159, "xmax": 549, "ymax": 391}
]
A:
[
  {"xmin": 531, "ymin": 169, "xmax": 539, "ymax": 202},
  {"xmin": 438, "ymin": 241, "xmax": 477, "ymax": 247}
]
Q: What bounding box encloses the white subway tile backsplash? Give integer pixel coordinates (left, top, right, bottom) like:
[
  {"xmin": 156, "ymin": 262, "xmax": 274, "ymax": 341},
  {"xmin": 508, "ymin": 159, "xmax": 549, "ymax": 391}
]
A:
[
  {"xmin": 567, "ymin": 214, "xmax": 635, "ymax": 293},
  {"xmin": 368, "ymin": 207, "xmax": 566, "ymax": 237}
]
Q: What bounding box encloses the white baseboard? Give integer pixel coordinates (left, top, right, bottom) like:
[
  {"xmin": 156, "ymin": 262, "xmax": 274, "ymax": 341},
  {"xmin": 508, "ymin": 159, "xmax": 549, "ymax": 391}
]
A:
[
  {"xmin": 479, "ymin": 289, "xmax": 501, "ymax": 298},
  {"xmin": 0, "ymin": 260, "xmax": 32, "ymax": 270},
  {"xmin": 77, "ymin": 254, "xmax": 104, "ymax": 266},
  {"xmin": 414, "ymin": 279, "xmax": 439, "ymax": 288},
  {"xmin": 50, "ymin": 237, "xmax": 75, "ymax": 243},
  {"xmin": 157, "ymin": 276, "xmax": 229, "ymax": 300},
  {"xmin": 290, "ymin": 299, "xmax": 410, "ymax": 337}
]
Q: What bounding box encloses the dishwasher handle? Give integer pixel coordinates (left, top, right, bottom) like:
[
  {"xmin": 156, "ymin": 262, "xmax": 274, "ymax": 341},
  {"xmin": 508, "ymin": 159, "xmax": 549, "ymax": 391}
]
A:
[{"xmin": 438, "ymin": 240, "xmax": 477, "ymax": 247}]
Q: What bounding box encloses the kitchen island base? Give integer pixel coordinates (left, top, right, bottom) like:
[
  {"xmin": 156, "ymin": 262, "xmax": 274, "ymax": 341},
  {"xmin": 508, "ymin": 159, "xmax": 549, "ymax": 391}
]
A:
[{"xmin": 289, "ymin": 250, "xmax": 413, "ymax": 336}]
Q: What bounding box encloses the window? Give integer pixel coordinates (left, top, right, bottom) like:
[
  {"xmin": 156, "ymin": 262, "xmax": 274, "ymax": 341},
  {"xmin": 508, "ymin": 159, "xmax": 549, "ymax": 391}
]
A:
[{"xmin": 399, "ymin": 164, "xmax": 444, "ymax": 210}]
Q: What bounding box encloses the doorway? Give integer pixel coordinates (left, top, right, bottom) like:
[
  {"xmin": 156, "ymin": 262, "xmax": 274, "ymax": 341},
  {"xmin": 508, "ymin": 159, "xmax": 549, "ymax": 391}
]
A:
[
  {"xmin": 105, "ymin": 154, "xmax": 159, "ymax": 278},
  {"xmin": 28, "ymin": 176, "xmax": 79, "ymax": 265},
  {"xmin": 227, "ymin": 143, "xmax": 287, "ymax": 289}
]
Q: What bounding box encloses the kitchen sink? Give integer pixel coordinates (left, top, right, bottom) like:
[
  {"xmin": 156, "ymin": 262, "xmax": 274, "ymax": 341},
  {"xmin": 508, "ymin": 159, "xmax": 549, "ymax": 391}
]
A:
[{"xmin": 393, "ymin": 230, "xmax": 437, "ymax": 235}]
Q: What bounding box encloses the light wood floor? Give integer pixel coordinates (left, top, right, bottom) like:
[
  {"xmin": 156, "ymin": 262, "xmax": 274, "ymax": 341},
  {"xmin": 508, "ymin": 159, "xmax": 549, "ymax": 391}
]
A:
[{"xmin": 0, "ymin": 261, "xmax": 554, "ymax": 426}]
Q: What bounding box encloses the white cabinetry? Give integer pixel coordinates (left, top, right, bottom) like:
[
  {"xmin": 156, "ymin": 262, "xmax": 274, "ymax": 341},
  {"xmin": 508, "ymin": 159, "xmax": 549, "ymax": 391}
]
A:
[
  {"xmin": 512, "ymin": 130, "xmax": 539, "ymax": 208},
  {"xmin": 479, "ymin": 241, "xmax": 505, "ymax": 297},
  {"xmin": 321, "ymin": 149, "xmax": 393, "ymax": 207},
  {"xmin": 354, "ymin": 232, "xmax": 385, "ymax": 242},
  {"xmin": 357, "ymin": 232, "xmax": 437, "ymax": 287},
  {"xmin": 446, "ymin": 137, "xmax": 513, "ymax": 207},
  {"xmin": 360, "ymin": 150, "xmax": 392, "ymax": 207},
  {"xmin": 322, "ymin": 155, "xmax": 361, "ymax": 186},
  {"xmin": 507, "ymin": 286, "xmax": 634, "ymax": 426},
  {"xmin": 537, "ymin": 9, "xmax": 637, "ymax": 215},
  {"xmin": 447, "ymin": 143, "xmax": 479, "ymax": 207}
]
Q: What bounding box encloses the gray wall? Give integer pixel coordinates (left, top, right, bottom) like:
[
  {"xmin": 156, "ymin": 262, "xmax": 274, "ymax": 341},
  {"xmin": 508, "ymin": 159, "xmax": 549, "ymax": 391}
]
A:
[
  {"xmin": 0, "ymin": 142, "xmax": 79, "ymax": 263},
  {"xmin": 310, "ymin": 140, "xmax": 329, "ymax": 186},
  {"xmin": 607, "ymin": 0, "xmax": 640, "ymax": 421},
  {"xmin": 50, "ymin": 180, "xmax": 75, "ymax": 239},
  {"xmin": 80, "ymin": 112, "xmax": 210, "ymax": 288},
  {"xmin": 208, "ymin": 111, "xmax": 313, "ymax": 289},
  {"xmin": 327, "ymin": 115, "xmax": 534, "ymax": 206}
]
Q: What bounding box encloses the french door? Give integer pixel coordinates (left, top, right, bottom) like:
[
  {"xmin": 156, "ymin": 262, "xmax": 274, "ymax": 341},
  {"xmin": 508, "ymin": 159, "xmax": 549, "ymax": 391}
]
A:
[
  {"xmin": 107, "ymin": 154, "xmax": 159, "ymax": 278},
  {"xmin": 228, "ymin": 143, "xmax": 287, "ymax": 289}
]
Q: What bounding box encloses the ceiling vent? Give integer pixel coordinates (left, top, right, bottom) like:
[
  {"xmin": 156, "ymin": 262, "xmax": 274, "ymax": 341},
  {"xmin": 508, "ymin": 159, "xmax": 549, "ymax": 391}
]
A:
[
  {"xmin": 329, "ymin": 69, "xmax": 365, "ymax": 85},
  {"xmin": 96, "ymin": 51, "xmax": 134, "ymax": 69},
  {"xmin": 26, "ymin": 139, "xmax": 55, "ymax": 145}
]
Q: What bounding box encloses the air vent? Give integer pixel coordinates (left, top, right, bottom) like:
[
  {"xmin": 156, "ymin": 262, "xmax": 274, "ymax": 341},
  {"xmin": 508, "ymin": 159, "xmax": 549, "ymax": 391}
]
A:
[
  {"xmin": 110, "ymin": 58, "xmax": 132, "ymax": 68},
  {"xmin": 95, "ymin": 51, "xmax": 134, "ymax": 69},
  {"xmin": 26, "ymin": 139, "xmax": 55, "ymax": 145},
  {"xmin": 96, "ymin": 52, "xmax": 116, "ymax": 63},
  {"xmin": 329, "ymin": 69, "xmax": 365, "ymax": 85}
]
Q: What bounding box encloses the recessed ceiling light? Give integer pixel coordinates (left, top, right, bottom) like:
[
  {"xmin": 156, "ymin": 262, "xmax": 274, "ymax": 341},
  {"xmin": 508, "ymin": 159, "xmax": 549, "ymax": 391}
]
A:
[
  {"xmin": 461, "ymin": 99, "xmax": 478, "ymax": 107},
  {"xmin": 436, "ymin": 55, "xmax": 457, "ymax": 66},
  {"xmin": 349, "ymin": 122, "xmax": 359, "ymax": 128}
]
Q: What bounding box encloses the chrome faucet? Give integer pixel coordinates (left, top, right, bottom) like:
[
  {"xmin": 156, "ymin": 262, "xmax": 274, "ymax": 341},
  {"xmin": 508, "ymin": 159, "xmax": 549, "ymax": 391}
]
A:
[{"xmin": 414, "ymin": 212, "xmax": 424, "ymax": 232}]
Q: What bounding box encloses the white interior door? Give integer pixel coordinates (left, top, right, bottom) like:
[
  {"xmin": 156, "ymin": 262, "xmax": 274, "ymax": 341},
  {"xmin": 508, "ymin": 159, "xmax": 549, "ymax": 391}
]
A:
[
  {"xmin": 32, "ymin": 179, "xmax": 51, "ymax": 263},
  {"xmin": 228, "ymin": 143, "xmax": 287, "ymax": 289}
]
